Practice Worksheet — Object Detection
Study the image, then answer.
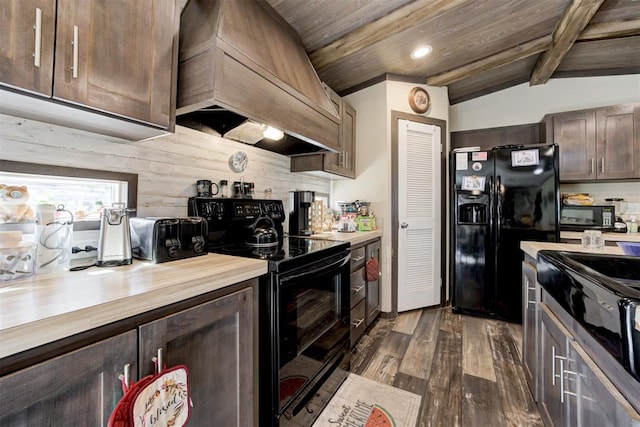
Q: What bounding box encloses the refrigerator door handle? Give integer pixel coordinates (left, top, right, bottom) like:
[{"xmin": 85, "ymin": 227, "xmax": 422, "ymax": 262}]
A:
[
  {"xmin": 488, "ymin": 175, "xmax": 495, "ymax": 235},
  {"xmin": 495, "ymin": 175, "xmax": 502, "ymax": 244}
]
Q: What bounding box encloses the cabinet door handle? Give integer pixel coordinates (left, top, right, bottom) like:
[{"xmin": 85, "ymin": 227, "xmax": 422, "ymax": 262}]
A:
[
  {"xmin": 71, "ymin": 25, "xmax": 79, "ymax": 79},
  {"xmin": 552, "ymin": 345, "xmax": 567, "ymax": 386},
  {"xmin": 590, "ymin": 158, "xmax": 595, "ymax": 175},
  {"xmin": 561, "ymin": 365, "xmax": 578, "ymax": 403},
  {"xmin": 353, "ymin": 255, "xmax": 365, "ymax": 262},
  {"xmin": 552, "ymin": 345, "xmax": 557, "ymax": 385},
  {"xmin": 527, "ymin": 284, "xmax": 536, "ymax": 305},
  {"xmin": 118, "ymin": 363, "xmax": 131, "ymax": 389},
  {"xmin": 151, "ymin": 348, "xmax": 163, "ymax": 374},
  {"xmin": 400, "ymin": 222, "xmax": 409, "ymax": 229},
  {"xmin": 345, "ymin": 151, "xmax": 349, "ymax": 168},
  {"xmin": 33, "ymin": 8, "xmax": 42, "ymax": 67},
  {"xmin": 351, "ymin": 285, "xmax": 365, "ymax": 292},
  {"xmin": 601, "ymin": 157, "xmax": 605, "ymax": 174},
  {"xmin": 351, "ymin": 318, "xmax": 364, "ymax": 328}
]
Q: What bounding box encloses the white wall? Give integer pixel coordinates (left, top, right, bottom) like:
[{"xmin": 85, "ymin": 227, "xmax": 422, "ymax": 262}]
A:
[
  {"xmin": 334, "ymin": 81, "xmax": 449, "ymax": 313},
  {"xmin": 0, "ymin": 114, "xmax": 331, "ymax": 224},
  {"xmin": 450, "ymin": 74, "xmax": 640, "ymax": 132}
]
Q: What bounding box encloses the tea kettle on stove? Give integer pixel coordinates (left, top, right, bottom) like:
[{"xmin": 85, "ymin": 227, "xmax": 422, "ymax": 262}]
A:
[
  {"xmin": 246, "ymin": 217, "xmax": 279, "ymax": 248},
  {"xmin": 97, "ymin": 203, "xmax": 135, "ymax": 266}
]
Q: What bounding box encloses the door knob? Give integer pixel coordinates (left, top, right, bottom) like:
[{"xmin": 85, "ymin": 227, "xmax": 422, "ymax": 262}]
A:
[{"xmin": 400, "ymin": 222, "xmax": 409, "ymax": 229}]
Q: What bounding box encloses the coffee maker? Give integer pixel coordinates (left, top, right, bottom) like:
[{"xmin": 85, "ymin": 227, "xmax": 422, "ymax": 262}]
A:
[{"xmin": 289, "ymin": 191, "xmax": 314, "ymax": 236}]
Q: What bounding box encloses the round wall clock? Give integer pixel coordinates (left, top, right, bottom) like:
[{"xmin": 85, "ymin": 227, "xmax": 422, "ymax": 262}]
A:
[
  {"xmin": 408, "ymin": 87, "xmax": 431, "ymax": 114},
  {"xmin": 229, "ymin": 151, "xmax": 248, "ymax": 173}
]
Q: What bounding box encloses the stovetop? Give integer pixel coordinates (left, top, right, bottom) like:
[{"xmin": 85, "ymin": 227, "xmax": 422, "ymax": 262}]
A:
[{"xmin": 209, "ymin": 236, "xmax": 349, "ymax": 272}]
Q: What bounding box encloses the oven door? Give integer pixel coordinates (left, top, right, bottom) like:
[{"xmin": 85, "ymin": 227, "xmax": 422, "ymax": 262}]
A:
[{"xmin": 276, "ymin": 251, "xmax": 350, "ymax": 415}]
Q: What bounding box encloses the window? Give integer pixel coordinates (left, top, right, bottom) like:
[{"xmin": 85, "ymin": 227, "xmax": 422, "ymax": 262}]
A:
[{"xmin": 0, "ymin": 160, "xmax": 137, "ymax": 231}]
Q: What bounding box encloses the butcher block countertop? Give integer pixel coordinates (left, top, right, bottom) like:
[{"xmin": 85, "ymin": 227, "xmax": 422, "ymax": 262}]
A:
[
  {"xmin": 0, "ymin": 254, "xmax": 267, "ymax": 359},
  {"xmin": 521, "ymin": 241, "xmax": 625, "ymax": 259},
  {"xmin": 308, "ymin": 229, "xmax": 383, "ymax": 246},
  {"xmin": 561, "ymin": 231, "xmax": 640, "ymax": 243}
]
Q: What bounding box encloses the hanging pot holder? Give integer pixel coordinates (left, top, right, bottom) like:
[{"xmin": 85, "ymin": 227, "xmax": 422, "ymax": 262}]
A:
[
  {"xmin": 109, "ymin": 362, "xmax": 191, "ymax": 427},
  {"xmin": 366, "ymin": 257, "xmax": 379, "ymax": 282}
]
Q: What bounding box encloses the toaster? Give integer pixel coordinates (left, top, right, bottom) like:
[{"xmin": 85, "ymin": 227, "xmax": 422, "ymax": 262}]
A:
[{"xmin": 129, "ymin": 217, "xmax": 208, "ymax": 263}]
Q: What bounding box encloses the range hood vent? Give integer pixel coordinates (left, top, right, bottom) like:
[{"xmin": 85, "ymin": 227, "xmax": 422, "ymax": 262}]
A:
[{"xmin": 177, "ymin": 0, "xmax": 340, "ymax": 156}]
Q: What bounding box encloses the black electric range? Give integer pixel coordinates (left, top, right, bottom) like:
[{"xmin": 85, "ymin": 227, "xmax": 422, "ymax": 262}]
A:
[
  {"xmin": 210, "ymin": 235, "xmax": 348, "ymax": 271},
  {"xmin": 188, "ymin": 197, "xmax": 351, "ymax": 426},
  {"xmin": 188, "ymin": 196, "xmax": 348, "ymax": 271}
]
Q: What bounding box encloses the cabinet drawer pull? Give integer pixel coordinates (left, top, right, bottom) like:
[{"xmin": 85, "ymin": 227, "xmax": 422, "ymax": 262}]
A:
[
  {"xmin": 33, "ymin": 8, "xmax": 42, "ymax": 67},
  {"xmin": 71, "ymin": 25, "xmax": 79, "ymax": 79},
  {"xmin": 351, "ymin": 318, "xmax": 364, "ymax": 328},
  {"xmin": 353, "ymin": 255, "xmax": 364, "ymax": 262},
  {"xmin": 351, "ymin": 285, "xmax": 365, "ymax": 292}
]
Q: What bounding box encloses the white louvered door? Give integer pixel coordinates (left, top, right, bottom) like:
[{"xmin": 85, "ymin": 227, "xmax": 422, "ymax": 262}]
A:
[{"xmin": 397, "ymin": 119, "xmax": 441, "ymax": 311}]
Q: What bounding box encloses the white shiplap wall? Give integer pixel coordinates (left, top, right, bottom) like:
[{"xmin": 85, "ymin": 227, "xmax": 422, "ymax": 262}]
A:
[{"xmin": 0, "ymin": 114, "xmax": 331, "ymax": 222}]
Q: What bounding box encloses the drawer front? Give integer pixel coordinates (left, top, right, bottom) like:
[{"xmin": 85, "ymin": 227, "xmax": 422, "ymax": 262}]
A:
[
  {"xmin": 350, "ymin": 299, "xmax": 366, "ymax": 348},
  {"xmin": 351, "ymin": 246, "xmax": 366, "ymax": 271},
  {"xmin": 350, "ymin": 267, "xmax": 366, "ymax": 308}
]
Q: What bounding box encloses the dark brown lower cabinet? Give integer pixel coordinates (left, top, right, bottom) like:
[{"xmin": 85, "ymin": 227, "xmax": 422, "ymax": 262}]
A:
[
  {"xmin": 0, "ymin": 281, "xmax": 257, "ymax": 427},
  {"xmin": 0, "ymin": 329, "xmax": 138, "ymax": 426},
  {"xmin": 365, "ymin": 239, "xmax": 381, "ymax": 326},
  {"xmin": 522, "ymin": 259, "xmax": 539, "ymax": 401},
  {"xmin": 538, "ymin": 301, "xmax": 640, "ymax": 427},
  {"xmin": 539, "ymin": 303, "xmax": 572, "ymax": 427},
  {"xmin": 139, "ymin": 287, "xmax": 256, "ymax": 427},
  {"xmin": 349, "ymin": 238, "xmax": 381, "ymax": 347}
]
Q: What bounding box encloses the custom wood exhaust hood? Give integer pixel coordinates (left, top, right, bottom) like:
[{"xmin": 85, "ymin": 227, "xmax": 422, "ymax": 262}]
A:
[{"xmin": 176, "ymin": 0, "xmax": 341, "ymax": 156}]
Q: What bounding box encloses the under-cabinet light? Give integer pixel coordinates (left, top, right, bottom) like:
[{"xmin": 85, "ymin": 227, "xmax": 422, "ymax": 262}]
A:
[{"xmin": 263, "ymin": 125, "xmax": 284, "ymax": 141}]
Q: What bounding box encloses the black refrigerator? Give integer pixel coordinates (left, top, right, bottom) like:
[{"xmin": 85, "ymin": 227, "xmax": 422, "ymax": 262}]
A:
[{"xmin": 450, "ymin": 143, "xmax": 559, "ymax": 322}]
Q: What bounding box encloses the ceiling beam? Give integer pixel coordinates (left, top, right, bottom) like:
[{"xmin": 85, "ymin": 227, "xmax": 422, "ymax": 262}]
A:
[
  {"xmin": 308, "ymin": 0, "xmax": 468, "ymax": 71},
  {"xmin": 426, "ymin": 36, "xmax": 551, "ymax": 86},
  {"xmin": 530, "ymin": 0, "xmax": 605, "ymax": 86},
  {"xmin": 578, "ymin": 17, "xmax": 640, "ymax": 40},
  {"xmin": 426, "ymin": 17, "xmax": 640, "ymax": 87}
]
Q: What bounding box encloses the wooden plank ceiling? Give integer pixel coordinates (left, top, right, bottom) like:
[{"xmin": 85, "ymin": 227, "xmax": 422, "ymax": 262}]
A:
[{"xmin": 261, "ymin": 0, "xmax": 640, "ymax": 104}]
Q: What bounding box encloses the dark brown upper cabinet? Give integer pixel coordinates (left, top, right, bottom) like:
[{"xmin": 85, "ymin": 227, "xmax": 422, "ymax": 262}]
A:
[
  {"xmin": 0, "ymin": 0, "xmax": 178, "ymax": 135},
  {"xmin": 291, "ymin": 84, "xmax": 357, "ymax": 178},
  {"xmin": 0, "ymin": 0, "xmax": 56, "ymax": 97},
  {"xmin": 545, "ymin": 103, "xmax": 640, "ymax": 181}
]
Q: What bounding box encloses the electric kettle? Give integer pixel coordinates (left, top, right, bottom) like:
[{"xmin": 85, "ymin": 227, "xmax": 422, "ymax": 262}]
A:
[{"xmin": 97, "ymin": 203, "xmax": 135, "ymax": 266}]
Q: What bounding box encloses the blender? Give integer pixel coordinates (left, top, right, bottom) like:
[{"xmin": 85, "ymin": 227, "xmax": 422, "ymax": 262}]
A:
[{"xmin": 605, "ymin": 198, "xmax": 628, "ymax": 233}]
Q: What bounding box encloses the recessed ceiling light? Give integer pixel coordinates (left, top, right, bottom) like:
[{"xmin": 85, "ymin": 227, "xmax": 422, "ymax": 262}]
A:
[{"xmin": 411, "ymin": 45, "xmax": 432, "ymax": 60}]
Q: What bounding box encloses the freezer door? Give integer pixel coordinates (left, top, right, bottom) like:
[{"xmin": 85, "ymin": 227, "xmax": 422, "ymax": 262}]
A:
[
  {"xmin": 450, "ymin": 150, "xmax": 496, "ymax": 316},
  {"xmin": 493, "ymin": 144, "xmax": 559, "ymax": 322}
]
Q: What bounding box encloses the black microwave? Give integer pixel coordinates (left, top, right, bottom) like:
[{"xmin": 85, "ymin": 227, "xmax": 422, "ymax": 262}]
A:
[{"xmin": 559, "ymin": 205, "xmax": 615, "ymax": 231}]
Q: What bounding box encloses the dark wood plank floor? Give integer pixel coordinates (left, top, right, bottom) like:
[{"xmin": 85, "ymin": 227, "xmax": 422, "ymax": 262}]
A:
[{"xmin": 351, "ymin": 306, "xmax": 543, "ymax": 427}]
